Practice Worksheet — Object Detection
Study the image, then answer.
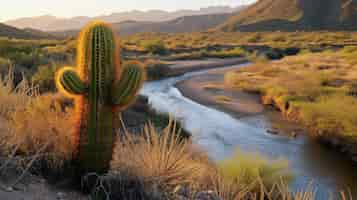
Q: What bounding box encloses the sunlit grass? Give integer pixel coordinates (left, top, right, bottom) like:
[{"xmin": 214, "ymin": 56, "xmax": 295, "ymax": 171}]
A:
[
  {"xmin": 110, "ymin": 121, "xmax": 211, "ymax": 194},
  {"xmin": 217, "ymin": 150, "xmax": 292, "ymax": 192},
  {"xmin": 224, "ymin": 49, "xmax": 357, "ymax": 143},
  {"xmin": 0, "ymin": 69, "xmax": 75, "ymax": 164}
]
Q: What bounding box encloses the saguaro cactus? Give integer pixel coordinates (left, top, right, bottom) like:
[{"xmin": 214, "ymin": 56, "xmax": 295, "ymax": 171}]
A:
[{"xmin": 55, "ymin": 21, "xmax": 145, "ymax": 173}]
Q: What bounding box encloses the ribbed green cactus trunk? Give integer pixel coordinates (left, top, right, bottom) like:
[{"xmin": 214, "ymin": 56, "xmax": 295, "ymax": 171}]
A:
[{"xmin": 56, "ymin": 21, "xmax": 145, "ymax": 173}]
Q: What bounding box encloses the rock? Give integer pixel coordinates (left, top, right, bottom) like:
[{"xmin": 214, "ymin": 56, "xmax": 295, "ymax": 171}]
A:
[
  {"xmin": 131, "ymin": 95, "xmax": 150, "ymax": 113},
  {"xmin": 267, "ymin": 129, "xmax": 279, "ymax": 135},
  {"xmin": 5, "ymin": 187, "xmax": 13, "ymax": 192},
  {"xmin": 57, "ymin": 192, "xmax": 66, "ymax": 199}
]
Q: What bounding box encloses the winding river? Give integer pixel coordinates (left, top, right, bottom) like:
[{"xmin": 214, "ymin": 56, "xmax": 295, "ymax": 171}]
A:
[{"xmin": 140, "ymin": 63, "xmax": 357, "ymax": 199}]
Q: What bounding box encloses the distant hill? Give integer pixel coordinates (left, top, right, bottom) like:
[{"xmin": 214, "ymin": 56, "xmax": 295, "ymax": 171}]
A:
[
  {"xmin": 218, "ymin": 0, "xmax": 357, "ymax": 31},
  {"xmin": 0, "ymin": 23, "xmax": 54, "ymax": 39},
  {"xmin": 5, "ymin": 6, "xmax": 245, "ymax": 32},
  {"xmin": 53, "ymin": 14, "xmax": 232, "ymax": 38}
]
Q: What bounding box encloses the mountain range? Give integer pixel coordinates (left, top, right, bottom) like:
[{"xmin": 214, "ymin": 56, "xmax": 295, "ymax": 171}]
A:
[
  {"xmin": 53, "ymin": 14, "xmax": 232, "ymax": 38},
  {"xmin": 219, "ymin": 0, "xmax": 357, "ymax": 31},
  {"xmin": 0, "ymin": 23, "xmax": 54, "ymax": 39},
  {"xmin": 5, "ymin": 6, "xmax": 244, "ymax": 32},
  {"xmin": 3, "ymin": 1, "xmax": 357, "ymax": 40}
]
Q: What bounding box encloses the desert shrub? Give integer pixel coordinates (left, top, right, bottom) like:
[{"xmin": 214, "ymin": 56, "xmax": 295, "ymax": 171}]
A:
[
  {"xmin": 143, "ymin": 59, "xmax": 171, "ymax": 80},
  {"xmin": 217, "ymin": 150, "xmax": 292, "ymax": 193},
  {"xmin": 247, "ymin": 33, "xmax": 263, "ymax": 43},
  {"xmin": 207, "ymin": 47, "xmax": 246, "ymax": 58},
  {"xmin": 142, "ymin": 40, "xmax": 168, "ymax": 55},
  {"xmin": 247, "ymin": 51, "xmax": 269, "ymax": 64},
  {"xmin": 0, "ymin": 69, "xmax": 74, "ymax": 164},
  {"xmin": 7, "ymin": 50, "xmax": 47, "ymax": 69},
  {"xmin": 210, "ymin": 173, "xmax": 319, "ymax": 200},
  {"xmin": 298, "ymin": 95, "xmax": 357, "ymax": 138},
  {"xmin": 8, "ymin": 94, "xmax": 75, "ymax": 162},
  {"xmin": 110, "ymin": 122, "xmax": 211, "ymax": 197},
  {"xmin": 265, "ymin": 49, "xmax": 284, "ymax": 60}
]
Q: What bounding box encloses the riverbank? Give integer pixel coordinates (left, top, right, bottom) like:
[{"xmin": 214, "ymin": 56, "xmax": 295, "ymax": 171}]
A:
[{"xmin": 221, "ymin": 49, "xmax": 357, "ymax": 163}]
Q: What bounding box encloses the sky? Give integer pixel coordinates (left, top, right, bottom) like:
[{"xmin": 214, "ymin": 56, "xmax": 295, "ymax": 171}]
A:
[{"xmin": 0, "ymin": 0, "xmax": 256, "ymax": 22}]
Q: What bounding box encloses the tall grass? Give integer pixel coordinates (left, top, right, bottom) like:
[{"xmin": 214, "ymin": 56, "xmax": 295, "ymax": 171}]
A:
[
  {"xmin": 9, "ymin": 94, "xmax": 75, "ymax": 160},
  {"xmin": 0, "ymin": 68, "xmax": 34, "ymax": 119},
  {"xmin": 110, "ymin": 121, "xmax": 211, "ymax": 195},
  {"xmin": 298, "ymin": 95, "xmax": 357, "ymax": 138},
  {"xmin": 0, "ymin": 69, "xmax": 75, "ymax": 163}
]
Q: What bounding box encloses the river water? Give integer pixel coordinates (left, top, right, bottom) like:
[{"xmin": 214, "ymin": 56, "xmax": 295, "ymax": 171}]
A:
[{"xmin": 140, "ymin": 63, "xmax": 357, "ymax": 199}]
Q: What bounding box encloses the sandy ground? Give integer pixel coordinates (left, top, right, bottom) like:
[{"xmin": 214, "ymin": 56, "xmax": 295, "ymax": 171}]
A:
[
  {"xmin": 176, "ymin": 67, "xmax": 265, "ymax": 118},
  {"xmin": 0, "ymin": 175, "xmax": 86, "ymax": 200}
]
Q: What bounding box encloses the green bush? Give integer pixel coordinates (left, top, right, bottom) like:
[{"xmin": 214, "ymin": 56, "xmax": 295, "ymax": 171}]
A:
[
  {"xmin": 143, "ymin": 59, "xmax": 171, "ymax": 80},
  {"xmin": 207, "ymin": 47, "xmax": 246, "ymax": 58},
  {"xmin": 7, "ymin": 50, "xmax": 47, "ymax": 69},
  {"xmin": 142, "ymin": 40, "xmax": 168, "ymax": 55}
]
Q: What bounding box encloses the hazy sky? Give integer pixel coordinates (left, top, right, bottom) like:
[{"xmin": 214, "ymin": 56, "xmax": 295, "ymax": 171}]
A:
[{"xmin": 1, "ymin": 0, "xmax": 256, "ymax": 22}]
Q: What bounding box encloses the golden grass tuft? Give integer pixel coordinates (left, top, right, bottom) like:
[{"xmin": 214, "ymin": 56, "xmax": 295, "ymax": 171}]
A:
[{"xmin": 110, "ymin": 121, "xmax": 211, "ymax": 194}]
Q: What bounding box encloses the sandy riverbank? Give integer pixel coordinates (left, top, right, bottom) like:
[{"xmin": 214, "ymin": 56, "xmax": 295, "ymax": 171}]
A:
[{"xmin": 175, "ymin": 65, "xmax": 304, "ymax": 136}]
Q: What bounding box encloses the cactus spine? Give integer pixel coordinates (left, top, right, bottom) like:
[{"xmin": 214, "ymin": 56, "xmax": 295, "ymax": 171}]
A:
[{"xmin": 56, "ymin": 21, "xmax": 145, "ymax": 173}]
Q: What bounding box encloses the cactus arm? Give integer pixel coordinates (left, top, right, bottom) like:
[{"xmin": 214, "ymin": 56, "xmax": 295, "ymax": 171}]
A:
[
  {"xmin": 111, "ymin": 63, "xmax": 145, "ymax": 108},
  {"xmin": 56, "ymin": 67, "xmax": 88, "ymax": 96}
]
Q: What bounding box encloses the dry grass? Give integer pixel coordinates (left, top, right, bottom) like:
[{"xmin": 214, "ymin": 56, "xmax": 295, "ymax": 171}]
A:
[
  {"xmin": 0, "ymin": 70, "xmax": 76, "ymax": 192},
  {"xmin": 8, "ymin": 94, "xmax": 75, "ymax": 161},
  {"xmin": 0, "ymin": 69, "xmax": 34, "ymax": 120},
  {"xmin": 110, "ymin": 121, "xmax": 211, "ymax": 196},
  {"xmin": 224, "ymin": 48, "xmax": 357, "ymax": 152},
  {"xmin": 0, "ymin": 69, "xmax": 75, "ymax": 164},
  {"xmin": 217, "ymin": 150, "xmax": 292, "ymax": 193}
]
